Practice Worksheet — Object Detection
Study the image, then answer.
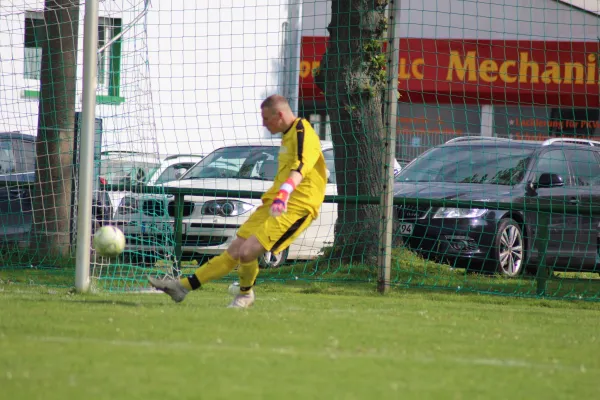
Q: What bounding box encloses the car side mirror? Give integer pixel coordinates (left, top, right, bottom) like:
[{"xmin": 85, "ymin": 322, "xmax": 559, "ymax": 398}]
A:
[{"xmin": 538, "ymin": 173, "xmax": 564, "ymax": 188}]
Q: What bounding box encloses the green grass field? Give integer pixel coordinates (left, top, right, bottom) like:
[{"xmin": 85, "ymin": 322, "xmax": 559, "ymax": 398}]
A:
[{"xmin": 1, "ymin": 280, "xmax": 599, "ymax": 400}]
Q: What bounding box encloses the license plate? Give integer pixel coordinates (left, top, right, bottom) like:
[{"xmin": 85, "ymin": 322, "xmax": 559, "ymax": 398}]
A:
[
  {"xmin": 142, "ymin": 222, "xmax": 175, "ymax": 233},
  {"xmin": 399, "ymin": 223, "xmax": 414, "ymax": 235}
]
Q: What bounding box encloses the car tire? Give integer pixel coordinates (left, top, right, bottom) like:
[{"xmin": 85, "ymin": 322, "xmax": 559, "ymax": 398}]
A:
[
  {"xmin": 259, "ymin": 248, "xmax": 289, "ymax": 269},
  {"xmin": 596, "ymin": 236, "xmax": 600, "ymax": 276},
  {"xmin": 491, "ymin": 218, "xmax": 525, "ymax": 277}
]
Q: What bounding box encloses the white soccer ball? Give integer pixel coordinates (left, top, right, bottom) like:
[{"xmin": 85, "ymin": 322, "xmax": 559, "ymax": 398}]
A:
[
  {"xmin": 228, "ymin": 282, "xmax": 241, "ymax": 296},
  {"xmin": 93, "ymin": 225, "xmax": 126, "ymax": 258}
]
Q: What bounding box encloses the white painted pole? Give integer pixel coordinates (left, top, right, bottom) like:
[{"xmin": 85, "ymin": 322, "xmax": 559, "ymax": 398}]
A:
[
  {"xmin": 75, "ymin": 0, "xmax": 99, "ymax": 293},
  {"xmin": 377, "ymin": 1, "xmax": 400, "ymax": 294}
]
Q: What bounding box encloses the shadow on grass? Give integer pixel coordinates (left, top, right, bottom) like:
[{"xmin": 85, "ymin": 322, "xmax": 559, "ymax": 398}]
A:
[
  {"xmin": 10, "ymin": 296, "xmax": 146, "ymax": 308},
  {"xmin": 0, "ymin": 267, "xmax": 74, "ymax": 287},
  {"xmin": 65, "ymin": 299, "xmax": 146, "ymax": 307}
]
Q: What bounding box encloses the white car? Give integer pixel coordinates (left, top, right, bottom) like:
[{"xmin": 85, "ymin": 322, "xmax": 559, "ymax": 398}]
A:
[
  {"xmin": 116, "ymin": 140, "xmax": 401, "ymax": 267},
  {"xmin": 99, "ymin": 151, "xmax": 162, "ymax": 218},
  {"xmin": 145, "ymin": 154, "xmax": 204, "ymax": 187}
]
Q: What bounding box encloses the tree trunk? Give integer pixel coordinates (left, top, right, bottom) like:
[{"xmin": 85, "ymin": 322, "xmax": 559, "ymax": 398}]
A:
[
  {"xmin": 314, "ymin": 0, "xmax": 400, "ymax": 264},
  {"xmin": 31, "ymin": 0, "xmax": 80, "ymax": 259}
]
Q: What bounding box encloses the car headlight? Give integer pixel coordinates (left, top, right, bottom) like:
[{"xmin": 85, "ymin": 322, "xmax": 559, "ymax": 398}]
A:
[
  {"xmin": 200, "ymin": 200, "xmax": 254, "ymax": 217},
  {"xmin": 433, "ymin": 208, "xmax": 487, "ymax": 219}
]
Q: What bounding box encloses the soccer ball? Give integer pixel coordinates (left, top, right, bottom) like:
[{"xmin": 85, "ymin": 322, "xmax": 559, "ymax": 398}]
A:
[{"xmin": 93, "ymin": 226, "xmax": 126, "ymax": 258}]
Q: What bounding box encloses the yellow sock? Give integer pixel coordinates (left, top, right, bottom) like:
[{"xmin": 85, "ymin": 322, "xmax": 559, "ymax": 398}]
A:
[
  {"xmin": 180, "ymin": 251, "xmax": 238, "ymax": 290},
  {"xmin": 238, "ymin": 259, "xmax": 259, "ymax": 294}
]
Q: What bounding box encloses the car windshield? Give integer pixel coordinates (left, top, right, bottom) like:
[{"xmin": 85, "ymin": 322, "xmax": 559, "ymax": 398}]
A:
[
  {"xmin": 153, "ymin": 162, "xmax": 197, "ymax": 185},
  {"xmin": 100, "ymin": 161, "xmax": 160, "ymax": 185},
  {"xmin": 395, "ymin": 145, "xmax": 535, "ymax": 185},
  {"xmin": 0, "ymin": 139, "xmax": 15, "ymax": 174},
  {"xmin": 182, "ymin": 146, "xmax": 279, "ymax": 180}
]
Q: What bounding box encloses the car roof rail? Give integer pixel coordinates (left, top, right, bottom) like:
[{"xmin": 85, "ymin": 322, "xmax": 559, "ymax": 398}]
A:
[
  {"xmin": 541, "ymin": 138, "xmax": 600, "ymax": 147},
  {"xmin": 445, "ymin": 136, "xmax": 514, "ymax": 144}
]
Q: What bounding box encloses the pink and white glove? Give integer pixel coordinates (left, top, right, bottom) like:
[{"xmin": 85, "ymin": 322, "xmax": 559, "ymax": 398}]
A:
[{"xmin": 270, "ymin": 178, "xmax": 296, "ymax": 217}]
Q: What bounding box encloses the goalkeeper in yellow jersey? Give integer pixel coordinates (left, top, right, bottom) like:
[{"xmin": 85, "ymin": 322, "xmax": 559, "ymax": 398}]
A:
[{"xmin": 148, "ymin": 94, "xmax": 328, "ymax": 308}]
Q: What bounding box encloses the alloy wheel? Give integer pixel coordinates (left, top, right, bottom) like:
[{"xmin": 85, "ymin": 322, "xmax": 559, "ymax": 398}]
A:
[{"xmin": 498, "ymin": 224, "xmax": 523, "ymax": 276}]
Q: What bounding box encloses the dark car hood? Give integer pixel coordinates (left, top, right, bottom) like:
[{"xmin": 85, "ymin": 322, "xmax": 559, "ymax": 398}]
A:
[{"xmin": 393, "ymin": 182, "xmax": 519, "ymax": 202}]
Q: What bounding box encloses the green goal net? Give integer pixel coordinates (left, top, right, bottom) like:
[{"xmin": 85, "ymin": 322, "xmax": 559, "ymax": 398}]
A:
[{"xmin": 1, "ymin": 0, "xmax": 600, "ymax": 301}]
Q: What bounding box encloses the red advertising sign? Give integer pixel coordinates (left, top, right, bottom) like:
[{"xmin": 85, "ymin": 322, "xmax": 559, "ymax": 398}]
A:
[{"xmin": 300, "ymin": 37, "xmax": 600, "ymax": 107}]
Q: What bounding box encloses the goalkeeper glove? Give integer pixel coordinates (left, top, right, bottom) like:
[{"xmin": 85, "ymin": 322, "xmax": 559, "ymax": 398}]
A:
[{"xmin": 270, "ymin": 178, "xmax": 296, "ymax": 217}]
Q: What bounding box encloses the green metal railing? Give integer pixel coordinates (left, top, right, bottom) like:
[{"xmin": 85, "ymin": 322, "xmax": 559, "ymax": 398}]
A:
[
  {"xmin": 3, "ymin": 179, "xmax": 599, "ymax": 297},
  {"xmin": 102, "ymin": 183, "xmax": 599, "ymax": 297}
]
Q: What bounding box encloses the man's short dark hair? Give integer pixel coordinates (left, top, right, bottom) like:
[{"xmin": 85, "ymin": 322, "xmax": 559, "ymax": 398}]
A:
[{"xmin": 261, "ymin": 94, "xmax": 290, "ymax": 110}]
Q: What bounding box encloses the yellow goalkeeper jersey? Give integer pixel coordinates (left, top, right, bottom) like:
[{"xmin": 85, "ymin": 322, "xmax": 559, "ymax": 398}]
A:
[{"xmin": 262, "ymin": 118, "xmax": 327, "ymax": 218}]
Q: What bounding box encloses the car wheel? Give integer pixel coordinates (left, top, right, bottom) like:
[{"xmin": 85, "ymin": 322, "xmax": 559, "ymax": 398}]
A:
[
  {"xmin": 259, "ymin": 248, "xmax": 289, "ymax": 269},
  {"xmin": 493, "ymin": 218, "xmax": 525, "ymax": 277}
]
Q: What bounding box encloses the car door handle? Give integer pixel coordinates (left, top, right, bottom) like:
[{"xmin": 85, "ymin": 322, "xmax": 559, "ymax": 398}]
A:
[{"xmin": 569, "ymin": 197, "xmax": 580, "ymax": 205}]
